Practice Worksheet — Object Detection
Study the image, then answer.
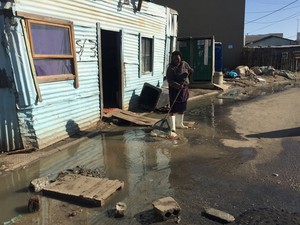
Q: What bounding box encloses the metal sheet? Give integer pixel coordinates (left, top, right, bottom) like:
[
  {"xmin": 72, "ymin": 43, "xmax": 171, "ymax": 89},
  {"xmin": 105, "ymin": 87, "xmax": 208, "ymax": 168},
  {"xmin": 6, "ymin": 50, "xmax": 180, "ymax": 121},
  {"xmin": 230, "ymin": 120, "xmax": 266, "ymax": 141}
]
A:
[
  {"xmin": 13, "ymin": 0, "xmax": 167, "ymax": 39},
  {"xmin": 0, "ymin": 89, "xmax": 23, "ymax": 152},
  {"xmin": 0, "ymin": 15, "xmax": 24, "ymax": 152},
  {"xmin": 1, "ymin": 0, "xmax": 178, "ymax": 150}
]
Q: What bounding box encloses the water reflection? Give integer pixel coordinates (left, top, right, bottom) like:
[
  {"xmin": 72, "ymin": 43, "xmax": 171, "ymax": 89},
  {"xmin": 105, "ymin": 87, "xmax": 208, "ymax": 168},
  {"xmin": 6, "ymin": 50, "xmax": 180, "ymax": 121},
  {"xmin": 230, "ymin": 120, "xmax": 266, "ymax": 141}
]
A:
[
  {"xmin": 1, "ymin": 88, "xmax": 278, "ymax": 224},
  {"xmin": 0, "ymin": 128, "xmax": 174, "ymax": 224}
]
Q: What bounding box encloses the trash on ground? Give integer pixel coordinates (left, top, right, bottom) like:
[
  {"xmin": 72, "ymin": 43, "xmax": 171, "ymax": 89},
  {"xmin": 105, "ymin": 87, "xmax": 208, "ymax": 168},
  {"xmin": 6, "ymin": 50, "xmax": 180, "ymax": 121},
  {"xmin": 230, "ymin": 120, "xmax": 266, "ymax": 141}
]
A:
[
  {"xmin": 150, "ymin": 129, "xmax": 178, "ymax": 140},
  {"xmin": 42, "ymin": 174, "xmax": 124, "ymax": 207},
  {"xmin": 225, "ymin": 71, "xmax": 238, "ymax": 78},
  {"xmin": 256, "ymin": 77, "xmax": 266, "ymax": 82},
  {"xmin": 3, "ymin": 215, "xmax": 23, "ymax": 225}
]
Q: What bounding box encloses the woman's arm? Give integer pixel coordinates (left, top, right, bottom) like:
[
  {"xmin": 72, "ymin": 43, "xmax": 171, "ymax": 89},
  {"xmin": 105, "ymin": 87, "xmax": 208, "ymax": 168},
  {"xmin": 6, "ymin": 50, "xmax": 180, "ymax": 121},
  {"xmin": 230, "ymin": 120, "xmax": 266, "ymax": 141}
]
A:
[{"xmin": 166, "ymin": 67, "xmax": 182, "ymax": 89}]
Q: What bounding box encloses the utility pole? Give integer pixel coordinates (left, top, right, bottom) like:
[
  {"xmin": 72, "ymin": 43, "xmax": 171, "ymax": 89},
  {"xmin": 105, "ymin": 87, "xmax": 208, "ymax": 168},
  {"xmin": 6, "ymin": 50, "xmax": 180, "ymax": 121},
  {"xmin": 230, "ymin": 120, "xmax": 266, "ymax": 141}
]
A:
[{"xmin": 297, "ymin": 19, "xmax": 299, "ymax": 43}]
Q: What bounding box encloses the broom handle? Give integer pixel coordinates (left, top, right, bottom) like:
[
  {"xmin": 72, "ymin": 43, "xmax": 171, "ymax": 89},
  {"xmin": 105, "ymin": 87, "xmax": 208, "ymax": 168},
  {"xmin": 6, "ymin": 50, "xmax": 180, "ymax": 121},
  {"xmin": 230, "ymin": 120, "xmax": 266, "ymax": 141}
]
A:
[{"xmin": 166, "ymin": 79, "xmax": 187, "ymax": 117}]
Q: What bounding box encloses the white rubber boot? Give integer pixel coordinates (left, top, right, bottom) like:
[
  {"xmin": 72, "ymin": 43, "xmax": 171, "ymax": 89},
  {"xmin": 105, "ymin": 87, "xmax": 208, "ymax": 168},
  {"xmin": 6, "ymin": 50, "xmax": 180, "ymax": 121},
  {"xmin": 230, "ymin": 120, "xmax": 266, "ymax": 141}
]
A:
[
  {"xmin": 168, "ymin": 115, "xmax": 177, "ymax": 137},
  {"xmin": 169, "ymin": 115, "xmax": 176, "ymax": 132},
  {"xmin": 176, "ymin": 114, "xmax": 188, "ymax": 129}
]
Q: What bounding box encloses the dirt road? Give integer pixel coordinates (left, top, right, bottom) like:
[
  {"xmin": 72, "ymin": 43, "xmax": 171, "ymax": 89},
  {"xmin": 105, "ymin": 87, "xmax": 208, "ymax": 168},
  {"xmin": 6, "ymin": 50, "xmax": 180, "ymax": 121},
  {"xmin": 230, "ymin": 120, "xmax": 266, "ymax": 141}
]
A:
[
  {"xmin": 223, "ymin": 87, "xmax": 300, "ymax": 187},
  {"xmin": 1, "ymin": 86, "xmax": 300, "ymax": 225}
]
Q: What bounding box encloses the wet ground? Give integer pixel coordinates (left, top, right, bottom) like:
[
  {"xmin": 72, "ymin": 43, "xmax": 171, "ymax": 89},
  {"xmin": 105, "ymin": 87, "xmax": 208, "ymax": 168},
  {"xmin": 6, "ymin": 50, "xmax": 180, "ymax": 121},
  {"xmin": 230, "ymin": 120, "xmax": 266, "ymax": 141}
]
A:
[{"xmin": 0, "ymin": 84, "xmax": 300, "ymax": 225}]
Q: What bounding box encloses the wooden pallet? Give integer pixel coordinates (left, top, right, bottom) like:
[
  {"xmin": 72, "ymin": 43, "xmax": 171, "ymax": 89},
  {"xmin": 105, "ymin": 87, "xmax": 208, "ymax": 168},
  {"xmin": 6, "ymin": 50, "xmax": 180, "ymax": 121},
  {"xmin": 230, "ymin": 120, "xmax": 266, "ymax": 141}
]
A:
[{"xmin": 42, "ymin": 174, "xmax": 124, "ymax": 206}]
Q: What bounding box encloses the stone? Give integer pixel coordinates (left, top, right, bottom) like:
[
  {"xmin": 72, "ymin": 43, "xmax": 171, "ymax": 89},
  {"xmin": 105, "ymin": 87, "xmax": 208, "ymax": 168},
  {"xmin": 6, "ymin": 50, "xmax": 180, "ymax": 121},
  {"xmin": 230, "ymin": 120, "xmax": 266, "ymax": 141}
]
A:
[
  {"xmin": 28, "ymin": 196, "xmax": 40, "ymax": 212},
  {"xmin": 204, "ymin": 207, "xmax": 235, "ymax": 223},
  {"xmin": 114, "ymin": 202, "xmax": 127, "ymax": 218},
  {"xmin": 152, "ymin": 197, "xmax": 181, "ymax": 221},
  {"xmin": 30, "ymin": 177, "xmax": 49, "ymax": 192}
]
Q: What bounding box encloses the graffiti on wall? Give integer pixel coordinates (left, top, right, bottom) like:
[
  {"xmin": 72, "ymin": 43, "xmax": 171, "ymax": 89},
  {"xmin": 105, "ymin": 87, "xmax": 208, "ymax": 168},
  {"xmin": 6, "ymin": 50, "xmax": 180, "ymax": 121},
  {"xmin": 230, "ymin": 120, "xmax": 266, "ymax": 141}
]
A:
[{"xmin": 76, "ymin": 39, "xmax": 97, "ymax": 61}]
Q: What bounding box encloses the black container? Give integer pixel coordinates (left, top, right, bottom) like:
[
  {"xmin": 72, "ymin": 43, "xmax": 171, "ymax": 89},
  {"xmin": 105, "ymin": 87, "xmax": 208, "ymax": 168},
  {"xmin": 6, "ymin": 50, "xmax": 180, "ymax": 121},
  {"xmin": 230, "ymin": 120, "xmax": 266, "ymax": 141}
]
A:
[{"xmin": 139, "ymin": 83, "xmax": 169, "ymax": 111}]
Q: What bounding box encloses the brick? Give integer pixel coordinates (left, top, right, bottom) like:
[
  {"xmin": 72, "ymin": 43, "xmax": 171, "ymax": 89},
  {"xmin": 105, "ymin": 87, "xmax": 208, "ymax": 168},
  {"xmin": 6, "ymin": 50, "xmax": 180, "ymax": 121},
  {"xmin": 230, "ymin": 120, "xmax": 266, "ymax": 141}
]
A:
[{"xmin": 152, "ymin": 197, "xmax": 181, "ymax": 221}]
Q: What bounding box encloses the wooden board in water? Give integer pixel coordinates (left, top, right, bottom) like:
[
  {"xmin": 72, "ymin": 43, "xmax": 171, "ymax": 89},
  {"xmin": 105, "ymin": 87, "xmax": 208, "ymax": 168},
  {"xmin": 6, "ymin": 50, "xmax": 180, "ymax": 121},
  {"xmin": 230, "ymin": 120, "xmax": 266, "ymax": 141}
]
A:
[{"xmin": 42, "ymin": 174, "xmax": 124, "ymax": 206}]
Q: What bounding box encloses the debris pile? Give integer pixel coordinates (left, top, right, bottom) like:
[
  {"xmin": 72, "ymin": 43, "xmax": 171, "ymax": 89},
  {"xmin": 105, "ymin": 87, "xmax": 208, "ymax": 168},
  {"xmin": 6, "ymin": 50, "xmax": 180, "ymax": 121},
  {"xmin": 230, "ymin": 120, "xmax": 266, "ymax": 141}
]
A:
[
  {"xmin": 54, "ymin": 165, "xmax": 106, "ymax": 181},
  {"xmin": 224, "ymin": 65, "xmax": 297, "ymax": 88}
]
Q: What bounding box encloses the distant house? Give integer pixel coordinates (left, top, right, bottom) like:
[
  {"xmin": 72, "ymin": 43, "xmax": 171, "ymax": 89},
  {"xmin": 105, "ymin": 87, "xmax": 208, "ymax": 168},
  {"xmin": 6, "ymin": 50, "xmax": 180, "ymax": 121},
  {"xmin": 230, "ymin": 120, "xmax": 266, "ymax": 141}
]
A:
[
  {"xmin": 0, "ymin": 0, "xmax": 177, "ymax": 152},
  {"xmin": 245, "ymin": 33, "xmax": 283, "ymax": 45},
  {"xmin": 154, "ymin": 0, "xmax": 246, "ymax": 69},
  {"xmin": 245, "ymin": 35, "xmax": 297, "ymax": 47}
]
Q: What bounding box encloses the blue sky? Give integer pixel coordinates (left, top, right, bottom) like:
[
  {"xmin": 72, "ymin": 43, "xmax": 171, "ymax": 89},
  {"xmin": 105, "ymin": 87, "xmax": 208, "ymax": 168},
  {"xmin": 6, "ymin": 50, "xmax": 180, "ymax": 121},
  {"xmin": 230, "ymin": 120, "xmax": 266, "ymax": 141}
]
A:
[{"xmin": 245, "ymin": 0, "xmax": 300, "ymax": 39}]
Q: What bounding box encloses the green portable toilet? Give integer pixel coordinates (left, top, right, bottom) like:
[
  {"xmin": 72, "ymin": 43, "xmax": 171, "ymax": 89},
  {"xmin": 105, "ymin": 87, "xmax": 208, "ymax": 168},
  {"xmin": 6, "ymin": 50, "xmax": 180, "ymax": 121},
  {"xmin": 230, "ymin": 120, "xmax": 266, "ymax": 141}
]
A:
[{"xmin": 178, "ymin": 37, "xmax": 215, "ymax": 88}]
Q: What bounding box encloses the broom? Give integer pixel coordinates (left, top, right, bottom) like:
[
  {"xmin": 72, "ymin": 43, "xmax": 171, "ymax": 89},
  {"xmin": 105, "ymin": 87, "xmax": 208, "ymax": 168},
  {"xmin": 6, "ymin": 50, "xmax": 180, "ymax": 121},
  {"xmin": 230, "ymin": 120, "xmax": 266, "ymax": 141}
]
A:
[{"xmin": 152, "ymin": 84, "xmax": 184, "ymax": 132}]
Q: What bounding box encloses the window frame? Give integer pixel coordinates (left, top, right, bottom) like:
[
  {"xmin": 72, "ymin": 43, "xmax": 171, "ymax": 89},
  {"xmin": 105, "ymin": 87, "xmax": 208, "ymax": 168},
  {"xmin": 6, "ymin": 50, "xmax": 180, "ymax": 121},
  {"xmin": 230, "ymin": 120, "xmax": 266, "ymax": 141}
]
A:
[
  {"xmin": 25, "ymin": 16, "xmax": 78, "ymax": 87},
  {"xmin": 140, "ymin": 36, "xmax": 154, "ymax": 75}
]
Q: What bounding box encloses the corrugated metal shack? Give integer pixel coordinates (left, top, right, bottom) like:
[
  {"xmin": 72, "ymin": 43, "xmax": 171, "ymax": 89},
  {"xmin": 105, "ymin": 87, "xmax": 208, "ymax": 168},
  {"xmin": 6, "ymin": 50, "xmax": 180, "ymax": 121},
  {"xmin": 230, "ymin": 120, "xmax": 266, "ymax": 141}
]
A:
[
  {"xmin": 242, "ymin": 45, "xmax": 300, "ymax": 72},
  {"xmin": 0, "ymin": 0, "xmax": 178, "ymax": 152}
]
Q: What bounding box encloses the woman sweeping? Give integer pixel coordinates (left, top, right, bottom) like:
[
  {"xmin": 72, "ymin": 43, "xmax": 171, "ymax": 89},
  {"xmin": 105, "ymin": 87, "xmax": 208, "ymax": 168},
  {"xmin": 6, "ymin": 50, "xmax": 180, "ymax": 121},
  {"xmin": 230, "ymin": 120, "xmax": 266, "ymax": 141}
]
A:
[{"xmin": 166, "ymin": 51, "xmax": 194, "ymax": 133}]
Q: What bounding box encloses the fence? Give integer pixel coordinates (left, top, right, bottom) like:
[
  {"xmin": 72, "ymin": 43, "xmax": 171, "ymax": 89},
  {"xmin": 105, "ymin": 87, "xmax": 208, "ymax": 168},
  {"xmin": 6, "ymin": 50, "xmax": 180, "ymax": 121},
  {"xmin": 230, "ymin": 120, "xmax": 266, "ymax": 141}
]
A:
[{"xmin": 241, "ymin": 45, "xmax": 300, "ymax": 72}]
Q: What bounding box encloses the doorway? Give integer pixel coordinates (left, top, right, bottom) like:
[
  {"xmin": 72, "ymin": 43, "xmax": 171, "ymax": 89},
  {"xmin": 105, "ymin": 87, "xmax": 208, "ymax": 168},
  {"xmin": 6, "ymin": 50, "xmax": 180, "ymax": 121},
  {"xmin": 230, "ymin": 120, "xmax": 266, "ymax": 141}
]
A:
[{"xmin": 101, "ymin": 30, "xmax": 122, "ymax": 109}]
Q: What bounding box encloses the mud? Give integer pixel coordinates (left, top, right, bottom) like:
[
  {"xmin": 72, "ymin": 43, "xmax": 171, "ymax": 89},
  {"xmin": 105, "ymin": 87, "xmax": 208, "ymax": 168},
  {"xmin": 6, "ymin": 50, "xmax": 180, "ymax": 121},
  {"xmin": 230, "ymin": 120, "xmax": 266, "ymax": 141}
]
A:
[{"xmin": 0, "ymin": 84, "xmax": 300, "ymax": 224}]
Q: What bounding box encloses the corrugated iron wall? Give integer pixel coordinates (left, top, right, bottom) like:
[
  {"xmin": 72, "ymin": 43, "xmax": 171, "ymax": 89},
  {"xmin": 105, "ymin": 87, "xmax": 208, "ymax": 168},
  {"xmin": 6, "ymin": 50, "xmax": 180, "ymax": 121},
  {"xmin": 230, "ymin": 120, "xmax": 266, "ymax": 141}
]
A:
[
  {"xmin": 1, "ymin": 0, "xmax": 175, "ymax": 150},
  {"xmin": 0, "ymin": 14, "xmax": 24, "ymax": 152},
  {"xmin": 12, "ymin": 0, "xmax": 168, "ymax": 111}
]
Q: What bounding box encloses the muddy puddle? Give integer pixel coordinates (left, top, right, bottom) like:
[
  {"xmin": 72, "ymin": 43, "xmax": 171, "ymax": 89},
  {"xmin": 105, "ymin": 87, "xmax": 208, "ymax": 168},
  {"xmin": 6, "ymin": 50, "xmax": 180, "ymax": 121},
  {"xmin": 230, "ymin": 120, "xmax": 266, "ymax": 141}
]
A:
[{"xmin": 1, "ymin": 84, "xmax": 299, "ymax": 224}]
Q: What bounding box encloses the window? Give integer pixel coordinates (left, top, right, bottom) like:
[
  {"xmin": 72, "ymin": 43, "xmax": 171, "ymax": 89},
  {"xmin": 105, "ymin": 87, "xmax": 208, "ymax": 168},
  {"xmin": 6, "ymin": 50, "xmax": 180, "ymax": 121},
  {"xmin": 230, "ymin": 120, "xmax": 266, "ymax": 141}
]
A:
[
  {"xmin": 141, "ymin": 37, "xmax": 153, "ymax": 73},
  {"xmin": 26, "ymin": 19, "xmax": 78, "ymax": 87}
]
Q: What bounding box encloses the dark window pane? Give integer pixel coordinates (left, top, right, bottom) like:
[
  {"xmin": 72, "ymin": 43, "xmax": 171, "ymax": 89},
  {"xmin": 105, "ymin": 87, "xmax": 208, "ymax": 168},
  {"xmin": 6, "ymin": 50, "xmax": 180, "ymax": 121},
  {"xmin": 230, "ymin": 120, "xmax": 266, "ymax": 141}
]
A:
[
  {"xmin": 34, "ymin": 59, "xmax": 73, "ymax": 76},
  {"xmin": 142, "ymin": 38, "xmax": 153, "ymax": 72},
  {"xmin": 30, "ymin": 23, "xmax": 71, "ymax": 55}
]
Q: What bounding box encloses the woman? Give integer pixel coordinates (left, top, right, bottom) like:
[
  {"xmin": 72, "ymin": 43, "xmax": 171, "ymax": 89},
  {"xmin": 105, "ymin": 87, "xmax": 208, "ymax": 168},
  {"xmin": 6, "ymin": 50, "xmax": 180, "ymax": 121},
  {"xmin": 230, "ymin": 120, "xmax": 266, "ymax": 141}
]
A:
[{"xmin": 166, "ymin": 51, "xmax": 193, "ymax": 133}]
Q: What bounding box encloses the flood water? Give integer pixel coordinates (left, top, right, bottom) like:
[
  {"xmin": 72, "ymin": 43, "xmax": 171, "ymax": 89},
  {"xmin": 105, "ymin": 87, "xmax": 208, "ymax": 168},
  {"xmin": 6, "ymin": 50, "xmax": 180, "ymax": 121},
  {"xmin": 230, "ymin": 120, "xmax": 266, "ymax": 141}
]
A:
[{"xmin": 1, "ymin": 84, "xmax": 300, "ymax": 224}]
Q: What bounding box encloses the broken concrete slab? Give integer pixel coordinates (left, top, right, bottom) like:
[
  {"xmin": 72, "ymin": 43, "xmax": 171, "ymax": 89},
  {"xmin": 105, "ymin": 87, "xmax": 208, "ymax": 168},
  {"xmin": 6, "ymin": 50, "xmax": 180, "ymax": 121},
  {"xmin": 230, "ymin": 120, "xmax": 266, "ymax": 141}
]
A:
[
  {"xmin": 204, "ymin": 207, "xmax": 235, "ymax": 223},
  {"xmin": 152, "ymin": 196, "xmax": 181, "ymax": 221},
  {"xmin": 42, "ymin": 174, "xmax": 124, "ymax": 206},
  {"xmin": 30, "ymin": 176, "xmax": 49, "ymax": 192}
]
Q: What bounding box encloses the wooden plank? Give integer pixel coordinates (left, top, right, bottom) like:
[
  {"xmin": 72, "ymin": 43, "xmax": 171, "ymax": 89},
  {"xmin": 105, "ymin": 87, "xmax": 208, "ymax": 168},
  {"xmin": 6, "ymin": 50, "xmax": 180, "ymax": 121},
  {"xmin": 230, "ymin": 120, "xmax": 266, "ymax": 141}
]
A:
[
  {"xmin": 104, "ymin": 109, "xmax": 195, "ymax": 128},
  {"xmin": 16, "ymin": 11, "xmax": 73, "ymax": 25},
  {"xmin": 104, "ymin": 109, "xmax": 158, "ymax": 126},
  {"xmin": 21, "ymin": 19, "xmax": 43, "ymax": 102},
  {"xmin": 42, "ymin": 174, "xmax": 124, "ymax": 206}
]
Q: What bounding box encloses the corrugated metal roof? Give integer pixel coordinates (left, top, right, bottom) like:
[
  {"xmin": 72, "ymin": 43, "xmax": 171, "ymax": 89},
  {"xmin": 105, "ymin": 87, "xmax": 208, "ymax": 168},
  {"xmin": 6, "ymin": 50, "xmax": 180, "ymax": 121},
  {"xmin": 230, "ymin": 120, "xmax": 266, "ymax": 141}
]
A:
[{"xmin": 13, "ymin": 0, "xmax": 167, "ymax": 39}]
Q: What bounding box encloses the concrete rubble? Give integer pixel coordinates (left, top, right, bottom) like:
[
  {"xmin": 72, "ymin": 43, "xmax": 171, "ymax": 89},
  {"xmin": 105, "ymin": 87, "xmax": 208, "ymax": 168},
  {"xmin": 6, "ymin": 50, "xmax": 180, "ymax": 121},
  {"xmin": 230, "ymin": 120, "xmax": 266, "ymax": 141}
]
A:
[
  {"xmin": 152, "ymin": 196, "xmax": 181, "ymax": 221},
  {"xmin": 30, "ymin": 177, "xmax": 49, "ymax": 192},
  {"xmin": 203, "ymin": 207, "xmax": 235, "ymax": 223},
  {"xmin": 114, "ymin": 202, "xmax": 127, "ymax": 218}
]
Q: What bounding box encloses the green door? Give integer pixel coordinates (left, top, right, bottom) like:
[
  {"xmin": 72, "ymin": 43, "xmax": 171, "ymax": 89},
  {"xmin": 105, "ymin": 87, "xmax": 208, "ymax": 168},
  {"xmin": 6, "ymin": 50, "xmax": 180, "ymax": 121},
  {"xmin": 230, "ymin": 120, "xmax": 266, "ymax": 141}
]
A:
[
  {"xmin": 178, "ymin": 39, "xmax": 191, "ymax": 65},
  {"xmin": 193, "ymin": 38, "xmax": 213, "ymax": 82},
  {"xmin": 178, "ymin": 37, "xmax": 214, "ymax": 83}
]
